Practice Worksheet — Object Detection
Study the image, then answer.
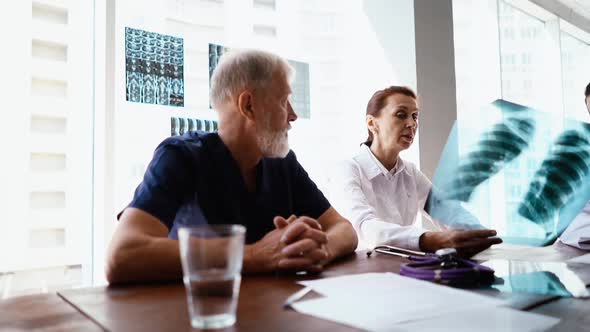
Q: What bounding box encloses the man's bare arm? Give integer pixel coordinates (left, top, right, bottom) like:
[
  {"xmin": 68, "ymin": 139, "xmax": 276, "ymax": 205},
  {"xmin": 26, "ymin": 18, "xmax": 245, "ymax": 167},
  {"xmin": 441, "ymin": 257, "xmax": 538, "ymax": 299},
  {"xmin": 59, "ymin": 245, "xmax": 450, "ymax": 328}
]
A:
[
  {"xmin": 105, "ymin": 208, "xmax": 183, "ymax": 284},
  {"xmin": 317, "ymin": 207, "xmax": 358, "ymax": 263},
  {"xmin": 106, "ymin": 208, "xmax": 339, "ymax": 284}
]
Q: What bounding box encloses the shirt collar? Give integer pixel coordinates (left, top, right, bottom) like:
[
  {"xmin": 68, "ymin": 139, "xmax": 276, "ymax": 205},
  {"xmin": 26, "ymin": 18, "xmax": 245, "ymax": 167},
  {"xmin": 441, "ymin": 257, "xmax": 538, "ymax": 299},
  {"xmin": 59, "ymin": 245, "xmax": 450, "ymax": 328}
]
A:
[{"xmin": 355, "ymin": 144, "xmax": 407, "ymax": 180}]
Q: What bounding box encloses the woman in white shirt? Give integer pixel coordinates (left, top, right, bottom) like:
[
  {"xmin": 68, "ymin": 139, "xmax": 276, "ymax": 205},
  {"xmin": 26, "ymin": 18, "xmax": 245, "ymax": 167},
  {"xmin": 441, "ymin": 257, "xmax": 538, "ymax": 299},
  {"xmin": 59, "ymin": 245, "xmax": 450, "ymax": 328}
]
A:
[{"xmin": 330, "ymin": 86, "xmax": 502, "ymax": 256}]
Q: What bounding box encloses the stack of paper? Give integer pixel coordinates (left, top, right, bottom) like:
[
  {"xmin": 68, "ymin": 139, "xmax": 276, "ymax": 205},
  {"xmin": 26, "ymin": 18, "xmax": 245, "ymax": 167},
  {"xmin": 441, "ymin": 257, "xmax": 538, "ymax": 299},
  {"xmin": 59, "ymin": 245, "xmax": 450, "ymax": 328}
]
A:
[{"xmin": 291, "ymin": 273, "xmax": 559, "ymax": 332}]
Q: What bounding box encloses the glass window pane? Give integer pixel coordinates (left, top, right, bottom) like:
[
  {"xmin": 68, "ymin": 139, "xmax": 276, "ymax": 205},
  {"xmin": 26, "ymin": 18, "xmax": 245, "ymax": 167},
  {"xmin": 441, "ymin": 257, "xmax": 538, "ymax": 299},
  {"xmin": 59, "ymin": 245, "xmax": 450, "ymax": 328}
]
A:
[
  {"xmin": 498, "ymin": 1, "xmax": 557, "ymax": 112},
  {"xmin": 560, "ymin": 31, "xmax": 590, "ymax": 122},
  {"xmin": 452, "ymin": 1, "xmax": 587, "ymax": 240},
  {"xmin": 452, "ymin": 0, "xmax": 502, "ymax": 123}
]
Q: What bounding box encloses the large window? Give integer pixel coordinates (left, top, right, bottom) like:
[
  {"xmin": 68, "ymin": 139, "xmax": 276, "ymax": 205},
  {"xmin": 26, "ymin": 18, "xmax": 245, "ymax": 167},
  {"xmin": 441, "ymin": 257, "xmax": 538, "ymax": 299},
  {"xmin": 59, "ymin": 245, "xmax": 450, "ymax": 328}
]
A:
[{"xmin": 453, "ymin": 0, "xmax": 590, "ymax": 239}]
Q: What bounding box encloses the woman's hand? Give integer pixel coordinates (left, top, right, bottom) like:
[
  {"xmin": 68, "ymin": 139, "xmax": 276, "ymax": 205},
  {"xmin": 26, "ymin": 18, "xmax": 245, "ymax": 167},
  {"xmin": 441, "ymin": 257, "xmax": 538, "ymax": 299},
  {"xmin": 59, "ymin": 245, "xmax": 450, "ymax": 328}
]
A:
[{"xmin": 419, "ymin": 229, "xmax": 502, "ymax": 257}]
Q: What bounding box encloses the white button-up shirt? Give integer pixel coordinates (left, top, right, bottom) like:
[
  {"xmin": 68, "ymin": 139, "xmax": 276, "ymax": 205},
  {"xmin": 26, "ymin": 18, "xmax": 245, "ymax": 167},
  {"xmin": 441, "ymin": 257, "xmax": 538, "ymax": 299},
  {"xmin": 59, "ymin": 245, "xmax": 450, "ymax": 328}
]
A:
[{"xmin": 329, "ymin": 144, "xmax": 437, "ymax": 250}]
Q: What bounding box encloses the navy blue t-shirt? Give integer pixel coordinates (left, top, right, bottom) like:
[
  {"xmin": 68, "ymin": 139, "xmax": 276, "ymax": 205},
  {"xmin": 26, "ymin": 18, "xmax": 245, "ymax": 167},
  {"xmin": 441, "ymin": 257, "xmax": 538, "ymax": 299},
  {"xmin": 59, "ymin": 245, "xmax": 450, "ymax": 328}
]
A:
[{"xmin": 123, "ymin": 131, "xmax": 331, "ymax": 244}]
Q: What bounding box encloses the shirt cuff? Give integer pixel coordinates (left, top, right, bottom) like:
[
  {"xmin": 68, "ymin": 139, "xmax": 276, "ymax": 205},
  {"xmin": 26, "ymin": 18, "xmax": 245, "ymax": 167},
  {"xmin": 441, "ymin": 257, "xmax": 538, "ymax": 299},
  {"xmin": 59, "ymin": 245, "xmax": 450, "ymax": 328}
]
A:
[
  {"xmin": 359, "ymin": 220, "xmax": 430, "ymax": 252},
  {"xmin": 405, "ymin": 228, "xmax": 429, "ymax": 251}
]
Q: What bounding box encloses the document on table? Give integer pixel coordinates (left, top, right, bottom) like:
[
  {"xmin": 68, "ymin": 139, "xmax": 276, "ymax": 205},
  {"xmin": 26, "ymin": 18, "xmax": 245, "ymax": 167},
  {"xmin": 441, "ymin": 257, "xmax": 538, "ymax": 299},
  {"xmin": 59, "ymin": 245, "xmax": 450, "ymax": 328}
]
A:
[
  {"xmin": 291, "ymin": 273, "xmax": 559, "ymax": 332},
  {"xmin": 393, "ymin": 306, "xmax": 559, "ymax": 332}
]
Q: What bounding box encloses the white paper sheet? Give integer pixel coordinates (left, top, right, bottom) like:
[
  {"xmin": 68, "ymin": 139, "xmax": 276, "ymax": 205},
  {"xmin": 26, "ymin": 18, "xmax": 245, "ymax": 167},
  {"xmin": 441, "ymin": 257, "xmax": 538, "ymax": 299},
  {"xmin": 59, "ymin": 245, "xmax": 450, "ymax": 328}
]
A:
[
  {"xmin": 567, "ymin": 252, "xmax": 590, "ymax": 264},
  {"xmin": 298, "ymin": 272, "xmax": 502, "ymax": 304},
  {"xmin": 394, "ymin": 306, "xmax": 560, "ymax": 332},
  {"xmin": 292, "ymin": 273, "xmax": 558, "ymax": 332}
]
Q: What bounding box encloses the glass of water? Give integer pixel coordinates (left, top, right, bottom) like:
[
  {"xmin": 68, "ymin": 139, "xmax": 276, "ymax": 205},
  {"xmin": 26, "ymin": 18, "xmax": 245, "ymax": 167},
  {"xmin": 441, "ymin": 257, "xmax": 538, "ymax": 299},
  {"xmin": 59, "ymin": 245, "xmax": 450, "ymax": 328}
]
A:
[{"xmin": 178, "ymin": 224, "xmax": 246, "ymax": 329}]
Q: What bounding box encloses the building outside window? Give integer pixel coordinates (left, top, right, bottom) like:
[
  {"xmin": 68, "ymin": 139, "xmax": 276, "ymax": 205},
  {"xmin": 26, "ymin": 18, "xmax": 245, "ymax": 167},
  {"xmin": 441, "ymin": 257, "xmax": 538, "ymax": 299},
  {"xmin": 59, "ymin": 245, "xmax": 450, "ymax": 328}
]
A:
[{"xmin": 0, "ymin": 0, "xmax": 94, "ymax": 298}]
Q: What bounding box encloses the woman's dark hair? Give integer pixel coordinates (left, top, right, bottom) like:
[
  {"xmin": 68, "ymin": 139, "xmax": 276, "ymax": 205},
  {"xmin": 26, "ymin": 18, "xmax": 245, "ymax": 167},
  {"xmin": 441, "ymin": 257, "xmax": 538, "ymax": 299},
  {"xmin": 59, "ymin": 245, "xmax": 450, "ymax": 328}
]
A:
[
  {"xmin": 585, "ymin": 82, "xmax": 590, "ymax": 99},
  {"xmin": 362, "ymin": 86, "xmax": 417, "ymax": 146}
]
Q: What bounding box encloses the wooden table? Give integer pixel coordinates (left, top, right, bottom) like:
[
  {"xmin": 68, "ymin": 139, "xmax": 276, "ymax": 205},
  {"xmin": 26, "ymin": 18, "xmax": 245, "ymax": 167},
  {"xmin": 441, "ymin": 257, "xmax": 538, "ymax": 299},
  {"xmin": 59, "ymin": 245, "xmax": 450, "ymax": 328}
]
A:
[
  {"xmin": 0, "ymin": 293, "xmax": 103, "ymax": 331},
  {"xmin": 3, "ymin": 243, "xmax": 589, "ymax": 331},
  {"xmin": 56, "ymin": 253, "xmax": 396, "ymax": 332}
]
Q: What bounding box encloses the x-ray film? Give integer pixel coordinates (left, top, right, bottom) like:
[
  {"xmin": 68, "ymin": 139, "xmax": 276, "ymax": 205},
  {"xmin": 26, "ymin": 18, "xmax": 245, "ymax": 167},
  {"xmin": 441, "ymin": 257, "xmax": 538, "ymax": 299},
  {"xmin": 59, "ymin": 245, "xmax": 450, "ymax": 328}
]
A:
[
  {"xmin": 428, "ymin": 100, "xmax": 590, "ymax": 246},
  {"xmin": 125, "ymin": 27, "xmax": 184, "ymax": 106},
  {"xmin": 482, "ymin": 259, "xmax": 589, "ymax": 298},
  {"xmin": 170, "ymin": 117, "xmax": 218, "ymax": 136}
]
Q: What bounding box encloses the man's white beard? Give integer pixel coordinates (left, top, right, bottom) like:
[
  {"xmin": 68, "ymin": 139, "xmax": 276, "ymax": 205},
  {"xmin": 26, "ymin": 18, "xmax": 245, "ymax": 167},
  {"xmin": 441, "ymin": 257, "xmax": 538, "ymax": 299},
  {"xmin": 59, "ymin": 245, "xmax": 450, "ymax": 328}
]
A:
[{"xmin": 257, "ymin": 127, "xmax": 290, "ymax": 158}]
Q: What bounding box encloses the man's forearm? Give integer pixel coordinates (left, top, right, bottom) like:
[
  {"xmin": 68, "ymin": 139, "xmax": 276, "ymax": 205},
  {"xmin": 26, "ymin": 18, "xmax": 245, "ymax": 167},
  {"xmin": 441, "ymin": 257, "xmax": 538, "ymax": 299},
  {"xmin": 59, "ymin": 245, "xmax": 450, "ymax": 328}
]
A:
[
  {"xmin": 106, "ymin": 236, "xmax": 182, "ymax": 284},
  {"xmin": 325, "ymin": 221, "xmax": 358, "ymax": 263},
  {"xmin": 242, "ymin": 244, "xmax": 272, "ymax": 274}
]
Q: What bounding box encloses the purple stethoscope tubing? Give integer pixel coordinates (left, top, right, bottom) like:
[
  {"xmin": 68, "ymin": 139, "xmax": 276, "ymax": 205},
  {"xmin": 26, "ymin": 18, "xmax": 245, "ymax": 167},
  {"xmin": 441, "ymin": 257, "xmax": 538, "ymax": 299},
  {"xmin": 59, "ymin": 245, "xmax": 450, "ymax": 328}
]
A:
[
  {"xmin": 400, "ymin": 256, "xmax": 494, "ymax": 284},
  {"xmin": 368, "ymin": 245, "xmax": 495, "ymax": 285}
]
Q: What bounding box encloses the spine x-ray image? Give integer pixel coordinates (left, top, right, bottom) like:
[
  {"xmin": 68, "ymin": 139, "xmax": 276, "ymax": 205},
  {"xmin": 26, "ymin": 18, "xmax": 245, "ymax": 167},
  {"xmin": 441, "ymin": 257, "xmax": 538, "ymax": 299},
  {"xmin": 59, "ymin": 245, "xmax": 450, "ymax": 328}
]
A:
[
  {"xmin": 125, "ymin": 27, "xmax": 184, "ymax": 107},
  {"xmin": 518, "ymin": 125, "xmax": 590, "ymax": 234},
  {"xmin": 208, "ymin": 43, "xmax": 228, "ymax": 109},
  {"xmin": 170, "ymin": 117, "xmax": 219, "ymax": 136},
  {"xmin": 179, "ymin": 118, "xmax": 186, "ymax": 135},
  {"xmin": 171, "ymin": 117, "xmax": 179, "ymax": 136}
]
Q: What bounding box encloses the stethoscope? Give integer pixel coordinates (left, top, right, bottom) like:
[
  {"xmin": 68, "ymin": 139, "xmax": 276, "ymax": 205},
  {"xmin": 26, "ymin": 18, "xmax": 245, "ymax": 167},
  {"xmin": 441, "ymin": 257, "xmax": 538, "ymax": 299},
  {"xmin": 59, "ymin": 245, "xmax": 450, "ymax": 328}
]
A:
[{"xmin": 367, "ymin": 245, "xmax": 495, "ymax": 286}]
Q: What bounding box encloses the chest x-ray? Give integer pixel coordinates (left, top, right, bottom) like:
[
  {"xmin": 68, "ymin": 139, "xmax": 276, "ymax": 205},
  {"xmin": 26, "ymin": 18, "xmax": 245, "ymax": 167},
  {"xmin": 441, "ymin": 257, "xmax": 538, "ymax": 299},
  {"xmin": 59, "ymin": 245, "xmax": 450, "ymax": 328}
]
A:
[{"xmin": 428, "ymin": 99, "xmax": 590, "ymax": 246}]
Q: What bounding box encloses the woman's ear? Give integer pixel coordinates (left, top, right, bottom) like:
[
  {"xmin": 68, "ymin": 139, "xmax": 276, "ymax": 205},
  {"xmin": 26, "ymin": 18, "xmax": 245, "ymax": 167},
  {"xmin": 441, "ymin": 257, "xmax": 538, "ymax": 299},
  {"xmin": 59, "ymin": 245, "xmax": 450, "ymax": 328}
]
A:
[{"xmin": 367, "ymin": 115, "xmax": 378, "ymax": 134}]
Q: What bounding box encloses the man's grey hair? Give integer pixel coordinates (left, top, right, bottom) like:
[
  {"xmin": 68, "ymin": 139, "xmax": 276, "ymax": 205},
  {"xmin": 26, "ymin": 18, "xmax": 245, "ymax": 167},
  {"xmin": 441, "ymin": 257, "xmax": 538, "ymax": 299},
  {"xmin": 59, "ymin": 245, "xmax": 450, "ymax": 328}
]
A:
[{"xmin": 210, "ymin": 49, "xmax": 294, "ymax": 108}]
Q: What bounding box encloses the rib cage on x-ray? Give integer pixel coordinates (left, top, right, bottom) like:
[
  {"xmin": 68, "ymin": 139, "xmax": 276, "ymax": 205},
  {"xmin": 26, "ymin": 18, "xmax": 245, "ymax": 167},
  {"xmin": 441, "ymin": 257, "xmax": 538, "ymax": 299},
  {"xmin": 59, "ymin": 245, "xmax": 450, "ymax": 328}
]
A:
[
  {"xmin": 518, "ymin": 125, "xmax": 590, "ymax": 233},
  {"xmin": 445, "ymin": 116, "xmax": 536, "ymax": 201}
]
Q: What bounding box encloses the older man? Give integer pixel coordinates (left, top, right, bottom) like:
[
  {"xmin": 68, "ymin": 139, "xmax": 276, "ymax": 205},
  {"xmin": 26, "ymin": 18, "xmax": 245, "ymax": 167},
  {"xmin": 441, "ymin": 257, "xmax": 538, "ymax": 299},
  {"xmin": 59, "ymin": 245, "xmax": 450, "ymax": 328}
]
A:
[{"xmin": 106, "ymin": 49, "xmax": 358, "ymax": 284}]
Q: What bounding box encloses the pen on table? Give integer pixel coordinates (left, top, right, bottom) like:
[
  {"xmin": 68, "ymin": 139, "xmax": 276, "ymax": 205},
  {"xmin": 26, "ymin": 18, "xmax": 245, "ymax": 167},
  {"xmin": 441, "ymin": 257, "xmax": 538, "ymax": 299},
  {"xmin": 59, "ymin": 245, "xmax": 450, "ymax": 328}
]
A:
[{"xmin": 283, "ymin": 286, "xmax": 313, "ymax": 309}]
